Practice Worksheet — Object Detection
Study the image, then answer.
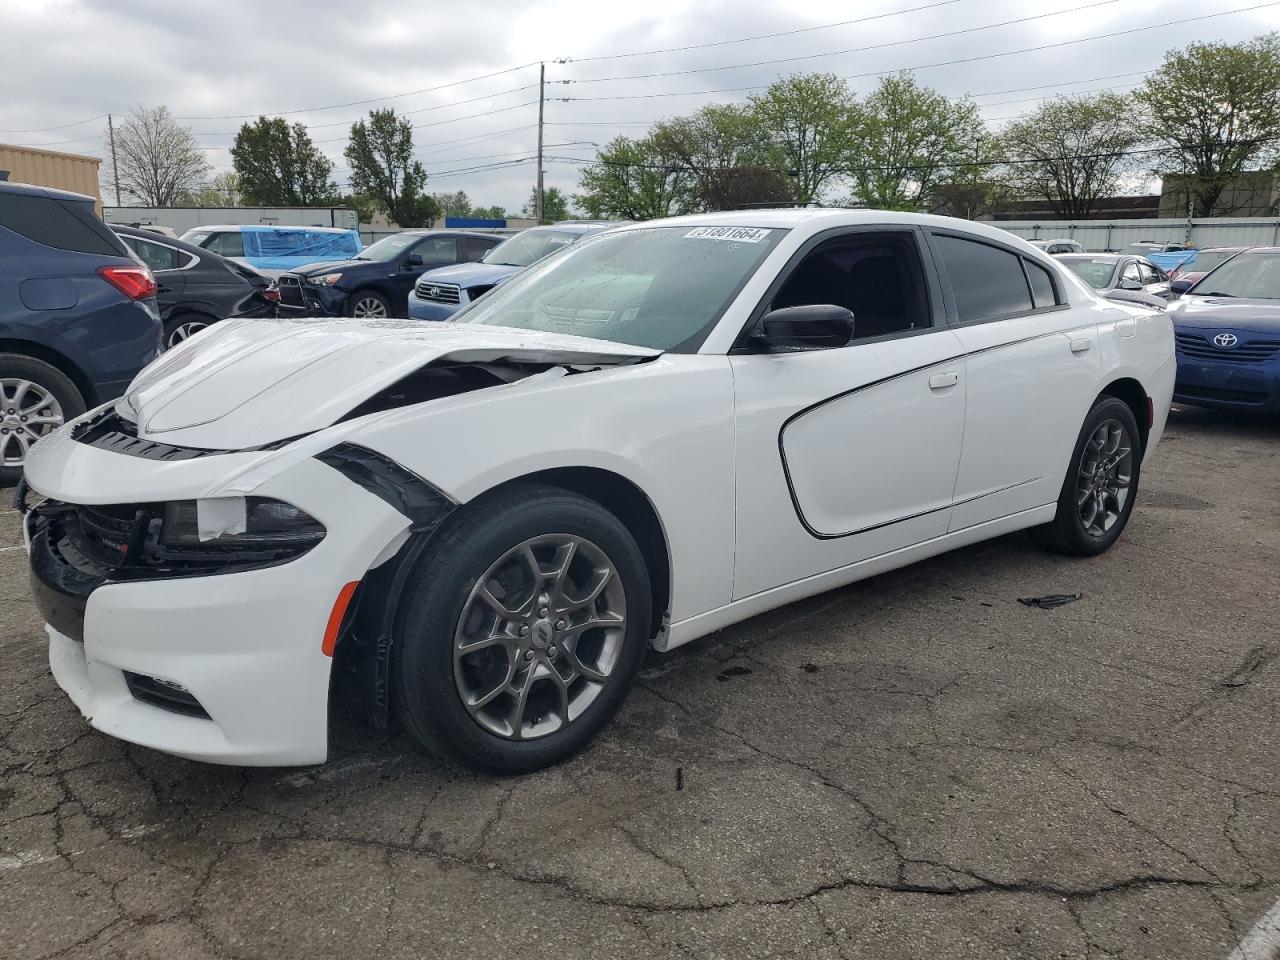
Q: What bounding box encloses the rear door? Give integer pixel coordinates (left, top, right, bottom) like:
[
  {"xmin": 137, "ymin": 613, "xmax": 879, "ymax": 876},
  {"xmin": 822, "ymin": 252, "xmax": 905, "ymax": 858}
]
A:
[{"xmin": 928, "ymin": 231, "xmax": 1102, "ymax": 530}]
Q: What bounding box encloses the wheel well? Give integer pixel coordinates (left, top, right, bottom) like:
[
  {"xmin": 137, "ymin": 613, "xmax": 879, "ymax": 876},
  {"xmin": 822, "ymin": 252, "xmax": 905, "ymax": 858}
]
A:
[
  {"xmin": 0, "ymin": 338, "xmax": 95, "ymax": 406},
  {"xmin": 1099, "ymin": 377, "xmax": 1150, "ymax": 454},
  {"xmin": 511, "ymin": 467, "xmax": 672, "ymax": 640}
]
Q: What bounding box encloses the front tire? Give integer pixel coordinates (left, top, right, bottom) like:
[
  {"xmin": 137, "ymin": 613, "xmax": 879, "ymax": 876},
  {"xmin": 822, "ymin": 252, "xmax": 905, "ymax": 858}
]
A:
[
  {"xmin": 0, "ymin": 354, "xmax": 84, "ymax": 485},
  {"xmin": 1034, "ymin": 396, "xmax": 1142, "ymax": 556},
  {"xmin": 346, "ymin": 290, "xmax": 391, "ymax": 319},
  {"xmin": 392, "ymin": 483, "xmax": 652, "ymax": 773}
]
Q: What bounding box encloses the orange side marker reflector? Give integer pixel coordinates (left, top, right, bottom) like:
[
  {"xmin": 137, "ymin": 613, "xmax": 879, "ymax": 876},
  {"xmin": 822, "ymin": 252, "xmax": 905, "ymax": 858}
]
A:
[{"xmin": 322, "ymin": 581, "xmax": 360, "ymax": 657}]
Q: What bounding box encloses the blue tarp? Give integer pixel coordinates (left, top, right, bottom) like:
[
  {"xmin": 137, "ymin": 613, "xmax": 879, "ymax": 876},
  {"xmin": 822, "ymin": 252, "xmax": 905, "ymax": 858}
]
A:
[
  {"xmin": 240, "ymin": 225, "xmax": 362, "ymax": 270},
  {"xmin": 1148, "ymin": 250, "xmax": 1197, "ymax": 273}
]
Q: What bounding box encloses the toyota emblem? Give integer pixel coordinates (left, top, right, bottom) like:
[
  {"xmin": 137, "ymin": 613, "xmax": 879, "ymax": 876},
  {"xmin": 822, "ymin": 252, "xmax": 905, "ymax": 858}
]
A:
[
  {"xmin": 1214, "ymin": 333, "xmax": 1239, "ymax": 348},
  {"xmin": 429, "ymin": 286, "xmax": 441, "ymax": 297}
]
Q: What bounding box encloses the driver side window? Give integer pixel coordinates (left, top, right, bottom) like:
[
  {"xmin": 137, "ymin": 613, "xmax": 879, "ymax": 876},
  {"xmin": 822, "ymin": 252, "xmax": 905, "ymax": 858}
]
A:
[{"xmin": 770, "ymin": 231, "xmax": 932, "ymax": 342}]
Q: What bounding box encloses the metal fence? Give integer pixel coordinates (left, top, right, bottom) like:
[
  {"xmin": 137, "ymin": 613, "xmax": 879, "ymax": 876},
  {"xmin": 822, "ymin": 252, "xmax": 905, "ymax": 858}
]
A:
[{"xmin": 990, "ymin": 217, "xmax": 1280, "ymax": 251}]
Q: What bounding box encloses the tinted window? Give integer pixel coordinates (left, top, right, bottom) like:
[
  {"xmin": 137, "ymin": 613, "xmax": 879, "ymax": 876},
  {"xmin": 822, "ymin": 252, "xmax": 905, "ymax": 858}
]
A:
[
  {"xmin": 1024, "ymin": 259, "xmax": 1058, "ymax": 308},
  {"xmin": 935, "ymin": 234, "xmax": 1032, "ymax": 322},
  {"xmin": 124, "ymin": 235, "xmax": 180, "ymax": 271},
  {"xmin": 463, "ymin": 236, "xmax": 499, "ymax": 261},
  {"xmin": 207, "ymin": 231, "xmax": 244, "ymax": 258},
  {"xmin": 416, "ymin": 236, "xmax": 457, "ymax": 262},
  {"xmin": 0, "ymin": 192, "xmax": 127, "ymax": 256}
]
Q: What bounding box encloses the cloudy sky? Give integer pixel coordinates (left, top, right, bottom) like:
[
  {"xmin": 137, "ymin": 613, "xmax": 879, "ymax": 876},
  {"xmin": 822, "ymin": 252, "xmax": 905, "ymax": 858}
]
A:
[{"xmin": 3, "ymin": 0, "xmax": 1279, "ymax": 212}]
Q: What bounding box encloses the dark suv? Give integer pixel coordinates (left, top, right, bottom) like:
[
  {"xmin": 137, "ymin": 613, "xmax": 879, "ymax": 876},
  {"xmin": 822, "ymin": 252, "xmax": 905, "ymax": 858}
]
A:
[
  {"xmin": 275, "ymin": 229, "xmax": 503, "ymax": 319},
  {"xmin": 0, "ymin": 181, "xmax": 161, "ymax": 483}
]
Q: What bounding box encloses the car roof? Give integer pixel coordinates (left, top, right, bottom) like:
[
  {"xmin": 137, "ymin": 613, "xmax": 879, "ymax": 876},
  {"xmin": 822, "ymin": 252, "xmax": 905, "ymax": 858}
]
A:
[
  {"xmin": 395, "ymin": 229, "xmax": 504, "ymax": 239},
  {"xmin": 185, "ymin": 223, "xmax": 354, "ymax": 233},
  {"xmin": 1058, "ymin": 253, "xmax": 1124, "ymax": 261},
  {"xmin": 0, "ymin": 179, "xmax": 97, "ymax": 203}
]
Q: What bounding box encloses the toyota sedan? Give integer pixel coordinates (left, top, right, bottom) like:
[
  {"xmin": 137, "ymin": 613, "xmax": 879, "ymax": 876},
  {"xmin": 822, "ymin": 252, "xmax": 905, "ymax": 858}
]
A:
[{"xmin": 20, "ymin": 210, "xmax": 1175, "ymax": 772}]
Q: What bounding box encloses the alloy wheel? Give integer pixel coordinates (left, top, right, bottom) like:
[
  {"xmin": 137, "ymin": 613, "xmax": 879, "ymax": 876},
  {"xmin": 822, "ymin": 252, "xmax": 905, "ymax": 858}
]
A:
[
  {"xmin": 167, "ymin": 320, "xmax": 208, "ymax": 347},
  {"xmin": 1076, "ymin": 418, "xmax": 1133, "ymax": 537},
  {"xmin": 0, "ymin": 379, "xmax": 65, "ymax": 467},
  {"xmin": 352, "ymin": 296, "xmax": 388, "ymax": 319},
  {"xmin": 453, "ymin": 534, "xmax": 627, "ymax": 740}
]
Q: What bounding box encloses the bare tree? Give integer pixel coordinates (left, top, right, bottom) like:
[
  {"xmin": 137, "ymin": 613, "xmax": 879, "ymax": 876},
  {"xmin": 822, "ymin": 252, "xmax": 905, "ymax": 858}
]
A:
[{"xmin": 114, "ymin": 106, "xmax": 211, "ymax": 206}]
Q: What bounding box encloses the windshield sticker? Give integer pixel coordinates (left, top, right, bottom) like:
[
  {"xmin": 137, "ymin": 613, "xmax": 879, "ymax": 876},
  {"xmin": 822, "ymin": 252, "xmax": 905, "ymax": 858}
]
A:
[
  {"xmin": 684, "ymin": 226, "xmax": 771, "ymax": 243},
  {"xmin": 547, "ymin": 237, "xmax": 573, "ymax": 245}
]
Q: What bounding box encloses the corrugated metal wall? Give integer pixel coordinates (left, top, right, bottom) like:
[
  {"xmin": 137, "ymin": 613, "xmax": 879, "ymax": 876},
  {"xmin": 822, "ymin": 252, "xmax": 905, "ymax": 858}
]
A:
[
  {"xmin": 0, "ymin": 144, "xmax": 102, "ymax": 212},
  {"xmin": 992, "ymin": 217, "xmax": 1280, "ymax": 251}
]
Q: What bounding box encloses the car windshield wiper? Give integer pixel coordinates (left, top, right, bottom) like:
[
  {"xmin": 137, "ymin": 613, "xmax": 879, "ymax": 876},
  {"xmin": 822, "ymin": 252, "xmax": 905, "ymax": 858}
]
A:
[{"xmin": 1199, "ymin": 291, "xmax": 1235, "ymax": 297}]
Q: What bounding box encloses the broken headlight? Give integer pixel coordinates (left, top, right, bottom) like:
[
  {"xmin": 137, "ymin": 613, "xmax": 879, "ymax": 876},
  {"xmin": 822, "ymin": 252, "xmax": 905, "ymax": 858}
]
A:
[{"xmin": 160, "ymin": 498, "xmax": 326, "ymax": 549}]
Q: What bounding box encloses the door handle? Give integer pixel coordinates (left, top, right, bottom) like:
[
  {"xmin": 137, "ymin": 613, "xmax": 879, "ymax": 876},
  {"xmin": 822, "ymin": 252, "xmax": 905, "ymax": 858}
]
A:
[
  {"xmin": 928, "ymin": 371, "xmax": 959, "ymax": 389},
  {"xmin": 1070, "ymin": 338, "xmax": 1092, "ymax": 354}
]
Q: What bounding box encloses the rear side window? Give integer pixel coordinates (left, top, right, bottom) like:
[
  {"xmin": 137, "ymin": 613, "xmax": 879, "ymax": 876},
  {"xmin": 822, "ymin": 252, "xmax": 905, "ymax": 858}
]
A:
[
  {"xmin": 934, "ymin": 234, "xmax": 1033, "ymax": 323},
  {"xmin": 207, "ymin": 231, "xmax": 244, "ymax": 258},
  {"xmin": 124, "ymin": 235, "xmax": 180, "ymax": 271},
  {"xmin": 1024, "ymin": 259, "xmax": 1058, "ymax": 308},
  {"xmin": 0, "ymin": 192, "xmax": 127, "ymax": 257},
  {"xmin": 463, "ymin": 236, "xmax": 498, "ymax": 261}
]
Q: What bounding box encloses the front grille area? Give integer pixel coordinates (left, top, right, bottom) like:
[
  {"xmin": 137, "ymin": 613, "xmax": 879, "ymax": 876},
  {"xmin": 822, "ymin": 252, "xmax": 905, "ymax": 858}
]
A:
[
  {"xmin": 414, "ymin": 280, "xmax": 462, "ymax": 304},
  {"xmin": 1175, "ymin": 383, "xmax": 1269, "ymax": 404},
  {"xmin": 1175, "ymin": 332, "xmax": 1280, "ymax": 364},
  {"xmin": 277, "ymin": 274, "xmax": 305, "ymax": 308},
  {"xmin": 124, "ymin": 672, "xmax": 211, "ymax": 719}
]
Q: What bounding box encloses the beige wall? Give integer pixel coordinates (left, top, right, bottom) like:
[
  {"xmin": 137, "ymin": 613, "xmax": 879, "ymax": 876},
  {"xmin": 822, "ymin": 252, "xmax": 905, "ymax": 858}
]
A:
[{"xmin": 0, "ymin": 144, "xmax": 103, "ymax": 212}]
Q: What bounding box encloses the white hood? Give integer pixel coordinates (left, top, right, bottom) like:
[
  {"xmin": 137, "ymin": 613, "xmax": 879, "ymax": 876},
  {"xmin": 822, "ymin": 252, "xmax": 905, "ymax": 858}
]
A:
[{"xmin": 120, "ymin": 317, "xmax": 660, "ymax": 450}]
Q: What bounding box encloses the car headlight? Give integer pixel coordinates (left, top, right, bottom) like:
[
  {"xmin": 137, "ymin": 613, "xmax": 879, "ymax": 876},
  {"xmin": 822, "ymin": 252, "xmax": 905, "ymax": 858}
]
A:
[
  {"xmin": 160, "ymin": 498, "xmax": 325, "ymax": 549},
  {"xmin": 309, "ymin": 273, "xmax": 343, "ymax": 286}
]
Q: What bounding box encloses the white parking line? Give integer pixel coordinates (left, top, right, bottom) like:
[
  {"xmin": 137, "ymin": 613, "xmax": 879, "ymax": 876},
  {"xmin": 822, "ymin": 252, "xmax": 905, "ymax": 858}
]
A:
[
  {"xmin": 1228, "ymin": 898, "xmax": 1280, "ymax": 960},
  {"xmin": 0, "ymin": 545, "xmax": 25, "ymax": 553}
]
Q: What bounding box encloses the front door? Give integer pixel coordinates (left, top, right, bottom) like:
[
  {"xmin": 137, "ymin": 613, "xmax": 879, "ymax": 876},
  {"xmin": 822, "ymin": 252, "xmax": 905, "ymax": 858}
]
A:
[
  {"xmin": 394, "ymin": 237, "xmax": 458, "ymax": 311},
  {"xmin": 729, "ymin": 227, "xmax": 968, "ymax": 600}
]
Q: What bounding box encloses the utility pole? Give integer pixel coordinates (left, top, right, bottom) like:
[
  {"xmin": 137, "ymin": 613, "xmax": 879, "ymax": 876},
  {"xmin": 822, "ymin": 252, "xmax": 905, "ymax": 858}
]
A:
[
  {"xmin": 107, "ymin": 114, "xmax": 121, "ymax": 206},
  {"xmin": 536, "ymin": 62, "xmax": 545, "ymax": 222}
]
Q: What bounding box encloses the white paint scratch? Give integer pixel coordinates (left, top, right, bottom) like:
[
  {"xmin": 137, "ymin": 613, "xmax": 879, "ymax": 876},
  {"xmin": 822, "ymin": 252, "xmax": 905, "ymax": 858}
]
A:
[{"xmin": 1228, "ymin": 897, "xmax": 1280, "ymax": 960}]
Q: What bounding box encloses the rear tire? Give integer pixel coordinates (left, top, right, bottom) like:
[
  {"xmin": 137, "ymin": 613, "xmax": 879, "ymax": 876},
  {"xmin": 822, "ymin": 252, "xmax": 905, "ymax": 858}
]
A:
[
  {"xmin": 163, "ymin": 314, "xmax": 212, "ymax": 349},
  {"xmin": 1033, "ymin": 396, "xmax": 1142, "ymax": 556},
  {"xmin": 392, "ymin": 483, "xmax": 652, "ymax": 773},
  {"xmin": 0, "ymin": 354, "xmax": 85, "ymax": 485}
]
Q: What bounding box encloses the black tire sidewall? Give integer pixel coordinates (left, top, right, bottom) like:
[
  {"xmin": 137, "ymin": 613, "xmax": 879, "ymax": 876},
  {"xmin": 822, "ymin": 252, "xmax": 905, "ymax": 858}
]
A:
[
  {"xmin": 0, "ymin": 353, "xmax": 85, "ymax": 485},
  {"xmin": 393, "ymin": 486, "xmax": 652, "ymax": 772},
  {"xmin": 1053, "ymin": 396, "xmax": 1142, "ymax": 555},
  {"xmin": 163, "ymin": 314, "xmax": 212, "ymax": 349}
]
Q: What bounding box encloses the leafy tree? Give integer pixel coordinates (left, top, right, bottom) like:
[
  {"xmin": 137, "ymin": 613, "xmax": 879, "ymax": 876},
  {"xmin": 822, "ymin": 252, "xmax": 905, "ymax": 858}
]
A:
[
  {"xmin": 575, "ymin": 135, "xmax": 695, "ymax": 220},
  {"xmin": 1139, "ymin": 34, "xmax": 1280, "ymax": 216},
  {"xmin": 232, "ymin": 116, "xmax": 338, "ymax": 205},
  {"xmin": 471, "ymin": 204, "xmax": 508, "ymax": 219},
  {"xmin": 698, "ymin": 166, "xmax": 794, "ymax": 210},
  {"xmin": 844, "ymin": 74, "xmax": 980, "ymax": 211},
  {"xmin": 1000, "ymin": 93, "xmax": 1142, "ymax": 218},
  {"xmin": 113, "ymin": 106, "xmax": 210, "ymax": 206},
  {"xmin": 339, "ymin": 193, "xmax": 381, "ymax": 225},
  {"xmin": 650, "ymin": 104, "xmax": 778, "ymax": 209},
  {"xmin": 929, "ymin": 133, "xmax": 1013, "ymax": 219},
  {"xmin": 523, "ymin": 185, "xmax": 569, "ymax": 222},
  {"xmin": 750, "ymin": 73, "xmax": 855, "ymax": 204},
  {"xmin": 193, "ymin": 171, "xmax": 241, "ymax": 207},
  {"xmin": 345, "ymin": 109, "xmax": 439, "ymax": 226},
  {"xmin": 433, "ymin": 190, "xmax": 472, "ymax": 218}
]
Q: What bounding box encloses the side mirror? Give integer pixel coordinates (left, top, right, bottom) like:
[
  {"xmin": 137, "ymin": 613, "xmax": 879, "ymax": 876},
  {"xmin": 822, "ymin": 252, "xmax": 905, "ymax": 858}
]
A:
[
  {"xmin": 405, "ymin": 253, "xmax": 424, "ymax": 268},
  {"xmin": 1117, "ymin": 278, "xmax": 1143, "ymax": 291},
  {"xmin": 1169, "ymin": 278, "xmax": 1192, "ymax": 295},
  {"xmin": 754, "ymin": 304, "xmax": 855, "ymax": 351}
]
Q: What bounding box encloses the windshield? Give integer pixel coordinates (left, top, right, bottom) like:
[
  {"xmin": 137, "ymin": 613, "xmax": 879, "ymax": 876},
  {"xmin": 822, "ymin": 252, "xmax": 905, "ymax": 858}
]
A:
[
  {"xmin": 1192, "ymin": 251, "xmax": 1280, "ymax": 298},
  {"xmin": 483, "ymin": 230, "xmax": 581, "ymax": 267},
  {"xmin": 354, "ymin": 234, "xmax": 419, "ymax": 261},
  {"xmin": 1188, "ymin": 250, "xmax": 1238, "ymax": 273},
  {"xmin": 455, "ymin": 225, "xmax": 787, "ymax": 351},
  {"xmin": 1062, "ymin": 258, "xmax": 1116, "ymax": 289}
]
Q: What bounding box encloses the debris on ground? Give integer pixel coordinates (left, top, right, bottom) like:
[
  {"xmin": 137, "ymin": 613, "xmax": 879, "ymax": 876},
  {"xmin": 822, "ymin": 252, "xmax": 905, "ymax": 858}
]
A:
[{"xmin": 1017, "ymin": 593, "xmax": 1083, "ymax": 609}]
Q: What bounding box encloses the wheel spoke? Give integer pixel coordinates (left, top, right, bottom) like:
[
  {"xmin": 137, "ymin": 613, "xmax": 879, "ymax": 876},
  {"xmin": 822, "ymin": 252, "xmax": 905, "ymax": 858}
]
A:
[
  {"xmin": 8, "ymin": 380, "xmax": 32, "ymax": 413},
  {"xmin": 565, "ymin": 644, "xmax": 610, "ymax": 683},
  {"xmin": 510, "ymin": 670, "xmax": 539, "ymax": 740}
]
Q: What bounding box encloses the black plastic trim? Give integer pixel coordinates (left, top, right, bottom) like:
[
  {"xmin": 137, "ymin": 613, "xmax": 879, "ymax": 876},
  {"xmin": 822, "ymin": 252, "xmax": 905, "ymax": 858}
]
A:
[
  {"xmin": 123, "ymin": 673, "xmax": 211, "ymax": 719},
  {"xmin": 317, "ymin": 443, "xmax": 456, "ymax": 532}
]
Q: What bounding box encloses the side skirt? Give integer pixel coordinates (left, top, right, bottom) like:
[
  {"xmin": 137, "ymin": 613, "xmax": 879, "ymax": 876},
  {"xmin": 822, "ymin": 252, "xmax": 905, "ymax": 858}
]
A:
[{"xmin": 658, "ymin": 503, "xmax": 1056, "ymax": 652}]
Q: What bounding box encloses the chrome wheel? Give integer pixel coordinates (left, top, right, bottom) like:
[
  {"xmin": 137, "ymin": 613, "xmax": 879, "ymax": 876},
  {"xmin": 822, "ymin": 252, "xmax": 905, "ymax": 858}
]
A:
[
  {"xmin": 0, "ymin": 379, "xmax": 64, "ymax": 467},
  {"xmin": 166, "ymin": 320, "xmax": 207, "ymax": 347},
  {"xmin": 1076, "ymin": 418, "xmax": 1133, "ymax": 537},
  {"xmin": 453, "ymin": 534, "xmax": 627, "ymax": 741},
  {"xmin": 351, "ymin": 295, "xmax": 388, "ymax": 319}
]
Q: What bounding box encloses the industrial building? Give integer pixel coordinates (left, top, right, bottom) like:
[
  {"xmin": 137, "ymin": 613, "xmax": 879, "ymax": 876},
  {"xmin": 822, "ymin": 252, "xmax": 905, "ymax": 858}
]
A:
[{"xmin": 0, "ymin": 143, "xmax": 102, "ymax": 210}]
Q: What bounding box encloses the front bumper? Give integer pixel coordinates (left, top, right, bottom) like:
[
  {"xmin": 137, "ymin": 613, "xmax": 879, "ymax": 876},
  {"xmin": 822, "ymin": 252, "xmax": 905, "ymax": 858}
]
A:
[
  {"xmin": 1173, "ymin": 332, "xmax": 1280, "ymax": 412},
  {"xmin": 22, "ymin": 429, "xmax": 412, "ymax": 766},
  {"xmin": 275, "ymin": 275, "xmax": 347, "ymax": 317},
  {"xmin": 406, "ymin": 291, "xmax": 463, "ymax": 321}
]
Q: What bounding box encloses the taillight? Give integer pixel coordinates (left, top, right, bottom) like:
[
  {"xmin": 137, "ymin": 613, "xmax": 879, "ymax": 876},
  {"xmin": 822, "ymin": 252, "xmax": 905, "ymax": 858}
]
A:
[
  {"xmin": 98, "ymin": 265, "xmax": 157, "ymax": 301},
  {"xmin": 263, "ymin": 286, "xmax": 281, "ymax": 302}
]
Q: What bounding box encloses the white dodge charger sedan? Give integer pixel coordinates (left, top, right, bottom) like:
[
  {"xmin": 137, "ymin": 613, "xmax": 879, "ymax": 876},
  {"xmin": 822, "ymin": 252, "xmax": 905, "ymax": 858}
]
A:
[{"xmin": 20, "ymin": 210, "xmax": 1175, "ymax": 772}]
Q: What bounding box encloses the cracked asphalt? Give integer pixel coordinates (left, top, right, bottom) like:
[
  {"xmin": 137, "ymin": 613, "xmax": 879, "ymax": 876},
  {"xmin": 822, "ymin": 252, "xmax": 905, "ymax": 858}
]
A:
[{"xmin": 2, "ymin": 405, "xmax": 1278, "ymax": 960}]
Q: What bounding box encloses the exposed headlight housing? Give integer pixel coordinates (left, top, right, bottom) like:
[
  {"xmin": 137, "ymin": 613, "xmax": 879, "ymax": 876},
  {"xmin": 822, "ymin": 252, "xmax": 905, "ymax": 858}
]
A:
[
  {"xmin": 160, "ymin": 498, "xmax": 326, "ymax": 549},
  {"xmin": 309, "ymin": 273, "xmax": 343, "ymax": 286}
]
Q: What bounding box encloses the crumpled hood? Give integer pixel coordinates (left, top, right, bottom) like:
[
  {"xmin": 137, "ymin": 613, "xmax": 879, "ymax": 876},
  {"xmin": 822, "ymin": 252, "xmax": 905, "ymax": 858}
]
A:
[
  {"xmin": 119, "ymin": 317, "xmax": 659, "ymax": 450},
  {"xmin": 416, "ymin": 260, "xmax": 524, "ymax": 289}
]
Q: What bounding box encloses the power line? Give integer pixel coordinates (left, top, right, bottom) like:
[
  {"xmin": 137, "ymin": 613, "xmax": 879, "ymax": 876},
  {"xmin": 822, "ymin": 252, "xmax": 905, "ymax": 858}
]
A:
[
  {"xmin": 563, "ymin": 0, "xmax": 1121, "ymax": 84},
  {"xmin": 556, "ymin": 0, "xmax": 973, "ymax": 64},
  {"xmin": 0, "ymin": 113, "xmax": 107, "ymax": 134},
  {"xmin": 302, "ymin": 83, "xmax": 539, "ymax": 129}
]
